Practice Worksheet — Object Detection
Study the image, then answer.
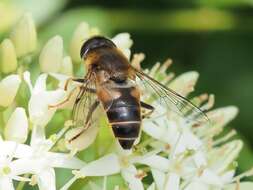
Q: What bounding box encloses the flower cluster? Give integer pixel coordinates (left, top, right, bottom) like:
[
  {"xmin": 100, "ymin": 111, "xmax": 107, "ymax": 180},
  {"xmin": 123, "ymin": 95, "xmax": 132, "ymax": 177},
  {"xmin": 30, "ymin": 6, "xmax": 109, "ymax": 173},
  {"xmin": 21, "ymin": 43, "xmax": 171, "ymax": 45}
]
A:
[{"xmin": 0, "ymin": 13, "xmax": 252, "ymax": 190}]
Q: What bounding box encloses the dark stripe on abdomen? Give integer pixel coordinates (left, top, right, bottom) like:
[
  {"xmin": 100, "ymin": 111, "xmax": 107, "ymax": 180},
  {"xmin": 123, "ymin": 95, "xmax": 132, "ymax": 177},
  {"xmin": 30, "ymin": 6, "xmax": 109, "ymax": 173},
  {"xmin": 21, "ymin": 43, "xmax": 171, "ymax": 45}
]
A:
[
  {"xmin": 111, "ymin": 122, "xmax": 140, "ymax": 138},
  {"xmin": 107, "ymin": 106, "xmax": 141, "ymax": 123}
]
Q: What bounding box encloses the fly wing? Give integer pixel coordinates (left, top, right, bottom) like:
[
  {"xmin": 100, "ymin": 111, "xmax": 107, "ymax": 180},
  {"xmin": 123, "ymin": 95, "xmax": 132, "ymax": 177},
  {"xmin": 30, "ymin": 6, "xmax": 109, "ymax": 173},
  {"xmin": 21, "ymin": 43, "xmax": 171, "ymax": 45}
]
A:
[
  {"xmin": 72, "ymin": 75, "xmax": 102, "ymax": 130},
  {"xmin": 132, "ymin": 67, "xmax": 211, "ymax": 127}
]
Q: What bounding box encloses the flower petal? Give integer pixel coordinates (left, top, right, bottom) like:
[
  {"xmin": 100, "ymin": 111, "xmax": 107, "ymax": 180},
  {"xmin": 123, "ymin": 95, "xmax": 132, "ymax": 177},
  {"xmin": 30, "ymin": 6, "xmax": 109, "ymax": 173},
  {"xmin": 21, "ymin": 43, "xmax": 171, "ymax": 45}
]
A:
[
  {"xmin": 29, "ymin": 90, "xmax": 65, "ymax": 127},
  {"xmin": 172, "ymin": 129, "xmax": 202, "ymax": 156},
  {"xmin": 46, "ymin": 152, "xmax": 85, "ymax": 169},
  {"xmin": 164, "ymin": 173, "xmax": 180, "ymax": 190},
  {"xmin": 37, "ymin": 168, "xmax": 56, "ymax": 190},
  {"xmin": 0, "ymin": 177, "xmax": 14, "ymax": 190},
  {"xmin": 4, "ymin": 107, "xmax": 28, "ymax": 143},
  {"xmin": 169, "ymin": 71, "xmax": 199, "ymax": 97},
  {"xmin": 151, "ymin": 169, "xmax": 166, "ymax": 190},
  {"xmin": 121, "ymin": 165, "xmax": 144, "ymax": 190},
  {"xmin": 79, "ymin": 154, "xmax": 121, "ymax": 176},
  {"xmin": 209, "ymin": 140, "xmax": 243, "ymax": 174},
  {"xmin": 33, "ymin": 73, "xmax": 47, "ymax": 93},
  {"xmin": 0, "ymin": 141, "xmax": 33, "ymax": 158},
  {"xmin": 199, "ymin": 169, "xmax": 222, "ymax": 186},
  {"xmin": 10, "ymin": 158, "xmax": 41, "ymax": 175},
  {"xmin": 65, "ymin": 126, "xmax": 99, "ymax": 151},
  {"xmin": 0, "ymin": 74, "xmax": 21, "ymax": 107},
  {"xmin": 184, "ymin": 181, "xmax": 209, "ymax": 190},
  {"xmin": 23, "ymin": 71, "xmax": 33, "ymax": 92},
  {"xmin": 134, "ymin": 155, "xmax": 169, "ymax": 172},
  {"xmin": 207, "ymin": 106, "xmax": 238, "ymax": 128}
]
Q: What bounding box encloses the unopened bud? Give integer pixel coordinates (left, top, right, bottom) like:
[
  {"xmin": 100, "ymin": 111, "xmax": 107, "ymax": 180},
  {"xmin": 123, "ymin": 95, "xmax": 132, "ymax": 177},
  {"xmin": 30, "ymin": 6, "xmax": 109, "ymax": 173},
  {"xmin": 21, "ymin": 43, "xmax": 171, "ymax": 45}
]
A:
[
  {"xmin": 39, "ymin": 35, "xmax": 63, "ymax": 73},
  {"xmin": 4, "ymin": 107, "xmax": 28, "ymax": 143},
  {"xmin": 60, "ymin": 56, "xmax": 73, "ymax": 76},
  {"xmin": 10, "ymin": 13, "xmax": 37, "ymax": 57},
  {"xmin": 69, "ymin": 22, "xmax": 99, "ymax": 63},
  {"xmin": 112, "ymin": 33, "xmax": 133, "ymax": 59},
  {"xmin": 0, "ymin": 74, "xmax": 21, "ymax": 107},
  {"xmin": 0, "ymin": 39, "xmax": 17, "ymax": 73}
]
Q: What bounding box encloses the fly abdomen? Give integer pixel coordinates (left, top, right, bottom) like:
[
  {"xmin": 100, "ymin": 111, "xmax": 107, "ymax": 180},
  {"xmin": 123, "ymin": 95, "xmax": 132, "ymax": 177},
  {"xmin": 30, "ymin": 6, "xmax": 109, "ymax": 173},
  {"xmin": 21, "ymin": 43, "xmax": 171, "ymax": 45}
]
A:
[
  {"xmin": 98, "ymin": 83, "xmax": 141, "ymax": 149},
  {"xmin": 111, "ymin": 121, "xmax": 140, "ymax": 149},
  {"xmin": 107, "ymin": 105, "xmax": 141, "ymax": 149}
]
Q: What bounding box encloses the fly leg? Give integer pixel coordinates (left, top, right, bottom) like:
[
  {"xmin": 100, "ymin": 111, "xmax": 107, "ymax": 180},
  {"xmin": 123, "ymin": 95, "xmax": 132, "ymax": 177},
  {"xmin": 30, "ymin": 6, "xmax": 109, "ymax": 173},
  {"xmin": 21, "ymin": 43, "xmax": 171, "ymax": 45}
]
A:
[
  {"xmin": 64, "ymin": 77, "xmax": 86, "ymax": 90},
  {"xmin": 48, "ymin": 87, "xmax": 79, "ymax": 109},
  {"xmin": 141, "ymin": 101, "xmax": 154, "ymax": 119},
  {"xmin": 48, "ymin": 86, "xmax": 96, "ymax": 109},
  {"xmin": 69, "ymin": 100, "xmax": 100, "ymax": 142}
]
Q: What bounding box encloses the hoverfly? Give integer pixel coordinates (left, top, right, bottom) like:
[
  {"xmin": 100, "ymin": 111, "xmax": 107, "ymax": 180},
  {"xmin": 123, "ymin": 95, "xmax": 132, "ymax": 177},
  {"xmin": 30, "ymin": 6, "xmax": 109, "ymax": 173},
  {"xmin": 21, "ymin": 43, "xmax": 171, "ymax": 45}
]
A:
[{"xmin": 51, "ymin": 36, "xmax": 209, "ymax": 149}]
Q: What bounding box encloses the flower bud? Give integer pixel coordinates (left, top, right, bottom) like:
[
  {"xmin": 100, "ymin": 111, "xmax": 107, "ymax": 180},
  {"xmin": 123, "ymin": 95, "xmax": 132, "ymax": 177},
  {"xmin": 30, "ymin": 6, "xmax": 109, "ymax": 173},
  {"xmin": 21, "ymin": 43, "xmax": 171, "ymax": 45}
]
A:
[
  {"xmin": 10, "ymin": 13, "xmax": 37, "ymax": 57},
  {"xmin": 60, "ymin": 56, "xmax": 73, "ymax": 76},
  {"xmin": 0, "ymin": 39, "xmax": 17, "ymax": 73},
  {"xmin": 169, "ymin": 71, "xmax": 199, "ymax": 96},
  {"xmin": 112, "ymin": 33, "xmax": 133, "ymax": 60},
  {"xmin": 0, "ymin": 74, "xmax": 21, "ymax": 107},
  {"xmin": 39, "ymin": 35, "xmax": 63, "ymax": 73},
  {"xmin": 65, "ymin": 126, "xmax": 99, "ymax": 151},
  {"xmin": 69, "ymin": 22, "xmax": 99, "ymax": 63},
  {"xmin": 4, "ymin": 107, "xmax": 28, "ymax": 143}
]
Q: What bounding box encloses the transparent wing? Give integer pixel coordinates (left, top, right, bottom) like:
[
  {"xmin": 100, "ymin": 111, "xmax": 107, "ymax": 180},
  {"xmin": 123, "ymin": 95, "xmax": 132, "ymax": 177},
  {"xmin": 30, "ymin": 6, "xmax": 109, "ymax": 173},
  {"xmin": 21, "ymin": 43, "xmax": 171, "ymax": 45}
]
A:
[
  {"xmin": 72, "ymin": 75, "xmax": 101, "ymax": 130},
  {"xmin": 132, "ymin": 67, "xmax": 211, "ymax": 127}
]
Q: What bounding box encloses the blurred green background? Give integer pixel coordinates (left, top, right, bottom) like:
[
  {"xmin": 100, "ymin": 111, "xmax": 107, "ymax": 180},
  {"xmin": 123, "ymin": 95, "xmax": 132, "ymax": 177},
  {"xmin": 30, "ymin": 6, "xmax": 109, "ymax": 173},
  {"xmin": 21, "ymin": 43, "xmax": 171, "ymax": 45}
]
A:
[{"xmin": 1, "ymin": 0, "xmax": 253, "ymax": 177}]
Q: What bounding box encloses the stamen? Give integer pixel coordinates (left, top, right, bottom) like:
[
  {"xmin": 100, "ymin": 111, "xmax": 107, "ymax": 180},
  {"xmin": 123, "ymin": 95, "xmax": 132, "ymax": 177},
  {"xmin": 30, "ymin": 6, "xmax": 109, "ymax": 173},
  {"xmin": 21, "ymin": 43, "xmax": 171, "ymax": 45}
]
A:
[
  {"xmin": 49, "ymin": 120, "xmax": 72, "ymax": 150},
  {"xmin": 160, "ymin": 58, "xmax": 173, "ymax": 73},
  {"xmin": 29, "ymin": 175, "xmax": 38, "ymax": 186},
  {"xmin": 232, "ymin": 167, "xmax": 253, "ymax": 182},
  {"xmin": 213, "ymin": 130, "xmax": 236, "ymax": 146}
]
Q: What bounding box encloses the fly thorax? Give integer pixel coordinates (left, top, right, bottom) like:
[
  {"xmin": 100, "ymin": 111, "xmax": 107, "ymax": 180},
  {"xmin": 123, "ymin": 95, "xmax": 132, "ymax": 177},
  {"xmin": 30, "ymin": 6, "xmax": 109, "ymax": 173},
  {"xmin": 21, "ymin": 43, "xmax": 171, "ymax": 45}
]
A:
[{"xmin": 95, "ymin": 70, "xmax": 110, "ymax": 84}]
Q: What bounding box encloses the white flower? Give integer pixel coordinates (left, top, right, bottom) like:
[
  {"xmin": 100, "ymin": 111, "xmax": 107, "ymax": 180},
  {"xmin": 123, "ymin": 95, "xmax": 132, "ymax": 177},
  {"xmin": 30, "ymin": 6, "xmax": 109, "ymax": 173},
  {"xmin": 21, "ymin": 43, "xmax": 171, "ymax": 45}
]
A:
[
  {"xmin": 62, "ymin": 148, "xmax": 170, "ymax": 190},
  {"xmin": 0, "ymin": 74, "xmax": 21, "ymax": 107},
  {"xmin": 39, "ymin": 35, "xmax": 63, "ymax": 73},
  {"xmin": 88, "ymin": 177, "xmax": 121, "ymax": 190},
  {"xmin": 4, "ymin": 107, "xmax": 28, "ymax": 143},
  {"xmin": 19, "ymin": 121, "xmax": 84, "ymax": 190},
  {"xmin": 60, "ymin": 154, "xmax": 121, "ymax": 190},
  {"xmin": 24, "ymin": 71, "xmax": 65, "ymax": 127},
  {"xmin": 0, "ymin": 141, "xmax": 32, "ymax": 190}
]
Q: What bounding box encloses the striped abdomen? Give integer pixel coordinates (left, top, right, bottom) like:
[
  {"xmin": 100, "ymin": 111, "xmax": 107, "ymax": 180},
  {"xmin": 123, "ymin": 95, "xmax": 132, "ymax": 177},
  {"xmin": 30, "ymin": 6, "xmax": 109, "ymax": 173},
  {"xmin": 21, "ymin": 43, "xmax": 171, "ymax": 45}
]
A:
[{"xmin": 98, "ymin": 85, "xmax": 141, "ymax": 149}]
